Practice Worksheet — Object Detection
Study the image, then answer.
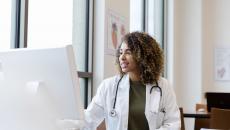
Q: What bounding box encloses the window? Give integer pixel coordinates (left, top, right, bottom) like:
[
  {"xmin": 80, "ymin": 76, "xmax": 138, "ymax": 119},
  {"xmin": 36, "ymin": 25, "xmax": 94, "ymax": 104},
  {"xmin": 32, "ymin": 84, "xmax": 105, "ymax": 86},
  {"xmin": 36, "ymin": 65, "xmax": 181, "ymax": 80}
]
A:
[
  {"xmin": 0, "ymin": 0, "xmax": 12, "ymax": 49},
  {"xmin": 130, "ymin": 0, "xmax": 144, "ymax": 32},
  {"xmin": 130, "ymin": 0, "xmax": 165, "ymax": 76},
  {"xmin": 130, "ymin": 0, "xmax": 164, "ymax": 47},
  {"xmin": 25, "ymin": 0, "xmax": 92, "ymax": 108},
  {"xmin": 145, "ymin": 0, "xmax": 164, "ymax": 47},
  {"xmin": 73, "ymin": 0, "xmax": 93, "ymax": 107},
  {"xmin": 27, "ymin": 0, "xmax": 72, "ymax": 48},
  {"xmin": 145, "ymin": 0, "xmax": 165, "ymax": 75}
]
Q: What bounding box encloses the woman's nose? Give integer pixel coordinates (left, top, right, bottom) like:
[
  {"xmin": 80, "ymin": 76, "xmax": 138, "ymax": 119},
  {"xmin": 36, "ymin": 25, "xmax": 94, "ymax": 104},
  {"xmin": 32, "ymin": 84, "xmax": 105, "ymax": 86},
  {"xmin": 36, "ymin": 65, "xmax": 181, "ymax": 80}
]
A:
[{"xmin": 119, "ymin": 53, "xmax": 125, "ymax": 60}]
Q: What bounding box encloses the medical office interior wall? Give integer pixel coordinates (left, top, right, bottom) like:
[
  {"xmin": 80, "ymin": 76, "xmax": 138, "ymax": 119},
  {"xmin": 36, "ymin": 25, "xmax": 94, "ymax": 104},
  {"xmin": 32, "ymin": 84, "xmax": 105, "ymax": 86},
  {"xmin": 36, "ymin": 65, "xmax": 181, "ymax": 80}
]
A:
[{"xmin": 172, "ymin": 0, "xmax": 230, "ymax": 129}]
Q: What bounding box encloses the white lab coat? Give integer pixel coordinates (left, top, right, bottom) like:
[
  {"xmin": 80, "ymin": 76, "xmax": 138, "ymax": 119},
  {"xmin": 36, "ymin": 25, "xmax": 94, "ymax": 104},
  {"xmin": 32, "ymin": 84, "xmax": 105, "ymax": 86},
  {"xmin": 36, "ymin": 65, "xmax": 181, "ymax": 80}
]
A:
[{"xmin": 83, "ymin": 74, "xmax": 181, "ymax": 130}]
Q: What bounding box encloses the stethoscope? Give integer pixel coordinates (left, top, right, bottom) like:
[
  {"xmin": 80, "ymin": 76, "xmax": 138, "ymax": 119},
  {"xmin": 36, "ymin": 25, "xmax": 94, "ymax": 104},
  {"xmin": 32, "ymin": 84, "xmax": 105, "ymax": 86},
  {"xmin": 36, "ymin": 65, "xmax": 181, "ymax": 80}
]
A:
[{"xmin": 110, "ymin": 76, "xmax": 162, "ymax": 117}]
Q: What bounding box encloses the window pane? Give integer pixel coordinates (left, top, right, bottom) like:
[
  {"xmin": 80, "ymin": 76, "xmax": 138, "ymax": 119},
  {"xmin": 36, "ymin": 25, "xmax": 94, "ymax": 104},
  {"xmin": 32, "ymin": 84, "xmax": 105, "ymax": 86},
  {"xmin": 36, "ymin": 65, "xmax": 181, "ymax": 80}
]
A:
[
  {"xmin": 146, "ymin": 0, "xmax": 164, "ymax": 46},
  {"xmin": 27, "ymin": 0, "xmax": 72, "ymax": 48},
  {"xmin": 130, "ymin": 0, "xmax": 144, "ymax": 32},
  {"xmin": 73, "ymin": 0, "xmax": 90, "ymax": 107},
  {"xmin": 0, "ymin": 0, "xmax": 12, "ymax": 49},
  {"xmin": 73, "ymin": 0, "xmax": 88, "ymax": 72}
]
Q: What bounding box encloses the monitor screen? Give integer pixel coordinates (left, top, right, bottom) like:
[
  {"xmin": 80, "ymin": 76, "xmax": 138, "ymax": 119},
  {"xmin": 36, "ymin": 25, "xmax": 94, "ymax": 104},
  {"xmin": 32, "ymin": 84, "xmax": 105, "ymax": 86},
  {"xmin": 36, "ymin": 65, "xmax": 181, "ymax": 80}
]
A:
[
  {"xmin": 0, "ymin": 45, "xmax": 84, "ymax": 130},
  {"xmin": 206, "ymin": 92, "xmax": 230, "ymax": 112}
]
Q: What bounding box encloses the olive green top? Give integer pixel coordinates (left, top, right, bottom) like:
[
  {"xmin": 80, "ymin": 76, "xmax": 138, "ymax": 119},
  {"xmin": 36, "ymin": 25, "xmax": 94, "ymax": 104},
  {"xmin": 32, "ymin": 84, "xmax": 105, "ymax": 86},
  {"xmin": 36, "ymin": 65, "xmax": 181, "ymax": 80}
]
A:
[{"xmin": 128, "ymin": 80, "xmax": 149, "ymax": 130}]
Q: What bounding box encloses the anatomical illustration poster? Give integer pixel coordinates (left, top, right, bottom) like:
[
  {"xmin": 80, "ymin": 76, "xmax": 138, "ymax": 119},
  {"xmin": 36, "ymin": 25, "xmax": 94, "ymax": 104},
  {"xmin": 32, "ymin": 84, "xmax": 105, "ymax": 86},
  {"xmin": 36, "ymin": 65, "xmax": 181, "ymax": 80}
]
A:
[
  {"xmin": 215, "ymin": 48, "xmax": 230, "ymax": 81},
  {"xmin": 106, "ymin": 9, "xmax": 127, "ymax": 55}
]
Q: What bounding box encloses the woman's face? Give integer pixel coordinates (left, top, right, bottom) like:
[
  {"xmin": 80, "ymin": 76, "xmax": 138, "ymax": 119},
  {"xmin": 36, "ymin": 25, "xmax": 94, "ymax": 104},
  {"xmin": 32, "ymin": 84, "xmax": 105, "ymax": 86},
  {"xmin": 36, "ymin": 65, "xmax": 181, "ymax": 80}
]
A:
[{"xmin": 119, "ymin": 42, "xmax": 138, "ymax": 74}]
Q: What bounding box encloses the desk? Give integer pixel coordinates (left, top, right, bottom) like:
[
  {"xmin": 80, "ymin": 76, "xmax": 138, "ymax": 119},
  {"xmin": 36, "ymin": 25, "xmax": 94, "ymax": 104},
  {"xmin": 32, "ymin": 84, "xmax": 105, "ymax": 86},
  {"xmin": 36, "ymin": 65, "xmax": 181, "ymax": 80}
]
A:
[{"xmin": 183, "ymin": 111, "xmax": 210, "ymax": 118}]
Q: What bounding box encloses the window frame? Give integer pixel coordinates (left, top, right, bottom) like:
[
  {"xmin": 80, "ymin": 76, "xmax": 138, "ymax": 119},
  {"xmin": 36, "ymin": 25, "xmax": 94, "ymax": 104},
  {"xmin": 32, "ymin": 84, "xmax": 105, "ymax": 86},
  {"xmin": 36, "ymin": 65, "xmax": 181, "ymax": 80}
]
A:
[{"xmin": 15, "ymin": 0, "xmax": 93, "ymax": 108}]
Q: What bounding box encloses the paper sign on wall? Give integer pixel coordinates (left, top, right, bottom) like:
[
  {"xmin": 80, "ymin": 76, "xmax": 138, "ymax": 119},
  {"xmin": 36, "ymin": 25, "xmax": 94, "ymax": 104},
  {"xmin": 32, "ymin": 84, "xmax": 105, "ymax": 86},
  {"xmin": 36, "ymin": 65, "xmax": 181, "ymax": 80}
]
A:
[{"xmin": 215, "ymin": 48, "xmax": 230, "ymax": 81}]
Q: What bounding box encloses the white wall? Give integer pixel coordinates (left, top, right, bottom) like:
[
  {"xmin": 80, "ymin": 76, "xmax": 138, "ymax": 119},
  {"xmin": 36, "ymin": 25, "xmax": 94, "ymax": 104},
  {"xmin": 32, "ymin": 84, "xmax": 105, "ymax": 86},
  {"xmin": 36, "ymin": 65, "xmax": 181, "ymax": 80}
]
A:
[
  {"xmin": 173, "ymin": 1, "xmax": 202, "ymax": 129},
  {"xmin": 202, "ymin": 0, "xmax": 230, "ymax": 95},
  {"xmin": 172, "ymin": 0, "xmax": 230, "ymax": 129},
  {"xmin": 173, "ymin": 0, "xmax": 202, "ymax": 111},
  {"xmin": 173, "ymin": 0, "xmax": 230, "ymax": 108},
  {"xmin": 93, "ymin": 0, "xmax": 130, "ymax": 94}
]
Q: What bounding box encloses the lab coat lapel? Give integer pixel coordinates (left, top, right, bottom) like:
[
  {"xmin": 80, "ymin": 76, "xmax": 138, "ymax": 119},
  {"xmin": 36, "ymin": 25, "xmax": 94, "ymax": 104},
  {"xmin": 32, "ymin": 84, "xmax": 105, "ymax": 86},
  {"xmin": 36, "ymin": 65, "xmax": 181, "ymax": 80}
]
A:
[
  {"xmin": 145, "ymin": 84, "xmax": 161, "ymax": 130},
  {"xmin": 118, "ymin": 74, "xmax": 130, "ymax": 129},
  {"xmin": 146, "ymin": 84, "xmax": 161, "ymax": 113}
]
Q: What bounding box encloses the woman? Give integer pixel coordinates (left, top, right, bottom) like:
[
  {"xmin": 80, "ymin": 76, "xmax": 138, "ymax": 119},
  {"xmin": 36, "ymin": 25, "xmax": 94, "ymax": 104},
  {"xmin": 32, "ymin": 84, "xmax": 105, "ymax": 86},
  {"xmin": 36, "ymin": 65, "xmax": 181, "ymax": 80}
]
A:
[{"xmin": 61, "ymin": 32, "xmax": 181, "ymax": 130}]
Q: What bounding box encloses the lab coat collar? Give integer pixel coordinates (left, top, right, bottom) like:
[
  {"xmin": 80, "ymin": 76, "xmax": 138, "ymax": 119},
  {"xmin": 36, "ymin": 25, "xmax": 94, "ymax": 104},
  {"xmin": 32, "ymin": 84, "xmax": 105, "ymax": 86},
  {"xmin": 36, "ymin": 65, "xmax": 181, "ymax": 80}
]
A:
[{"xmin": 117, "ymin": 74, "xmax": 129, "ymax": 89}]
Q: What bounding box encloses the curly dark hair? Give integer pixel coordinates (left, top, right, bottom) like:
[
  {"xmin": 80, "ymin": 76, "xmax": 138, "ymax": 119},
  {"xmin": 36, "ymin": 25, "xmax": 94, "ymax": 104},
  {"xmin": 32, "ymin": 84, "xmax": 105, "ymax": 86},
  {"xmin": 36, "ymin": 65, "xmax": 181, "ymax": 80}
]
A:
[{"xmin": 116, "ymin": 31, "xmax": 164, "ymax": 84}]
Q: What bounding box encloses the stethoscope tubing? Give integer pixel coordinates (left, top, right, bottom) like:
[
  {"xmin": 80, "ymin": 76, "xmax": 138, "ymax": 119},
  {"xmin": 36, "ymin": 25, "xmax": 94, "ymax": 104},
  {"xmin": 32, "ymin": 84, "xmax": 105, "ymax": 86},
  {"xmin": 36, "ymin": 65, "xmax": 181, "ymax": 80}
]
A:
[
  {"xmin": 112, "ymin": 75, "xmax": 124, "ymax": 109},
  {"xmin": 110, "ymin": 76, "xmax": 162, "ymax": 117},
  {"xmin": 150, "ymin": 80, "xmax": 162, "ymax": 96}
]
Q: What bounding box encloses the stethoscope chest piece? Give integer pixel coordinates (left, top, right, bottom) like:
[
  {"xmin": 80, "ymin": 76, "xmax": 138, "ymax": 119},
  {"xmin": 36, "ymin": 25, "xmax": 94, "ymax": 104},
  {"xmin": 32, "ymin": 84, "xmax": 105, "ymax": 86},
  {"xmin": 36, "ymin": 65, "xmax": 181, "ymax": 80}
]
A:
[{"xmin": 110, "ymin": 109, "xmax": 117, "ymax": 117}]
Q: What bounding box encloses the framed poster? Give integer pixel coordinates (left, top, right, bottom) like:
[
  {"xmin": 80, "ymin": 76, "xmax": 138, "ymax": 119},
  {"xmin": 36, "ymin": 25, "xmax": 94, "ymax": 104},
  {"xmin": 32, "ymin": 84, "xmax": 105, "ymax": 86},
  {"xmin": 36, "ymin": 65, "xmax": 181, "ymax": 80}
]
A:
[
  {"xmin": 215, "ymin": 48, "xmax": 230, "ymax": 81},
  {"xmin": 105, "ymin": 9, "xmax": 127, "ymax": 55}
]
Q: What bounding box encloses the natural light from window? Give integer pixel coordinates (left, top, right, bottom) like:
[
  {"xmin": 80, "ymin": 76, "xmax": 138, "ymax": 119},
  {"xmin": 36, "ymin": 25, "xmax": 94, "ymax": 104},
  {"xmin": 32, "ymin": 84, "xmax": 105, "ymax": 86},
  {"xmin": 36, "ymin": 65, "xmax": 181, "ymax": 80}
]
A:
[
  {"xmin": 0, "ymin": 0, "xmax": 11, "ymax": 49},
  {"xmin": 27, "ymin": 0, "xmax": 72, "ymax": 48},
  {"xmin": 130, "ymin": 0, "xmax": 144, "ymax": 32}
]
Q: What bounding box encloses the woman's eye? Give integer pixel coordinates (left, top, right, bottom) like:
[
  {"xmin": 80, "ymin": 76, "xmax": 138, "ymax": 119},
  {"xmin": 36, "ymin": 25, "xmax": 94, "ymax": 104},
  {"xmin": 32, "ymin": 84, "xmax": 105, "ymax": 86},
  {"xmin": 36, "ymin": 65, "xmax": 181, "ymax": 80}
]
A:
[{"xmin": 125, "ymin": 51, "xmax": 131, "ymax": 54}]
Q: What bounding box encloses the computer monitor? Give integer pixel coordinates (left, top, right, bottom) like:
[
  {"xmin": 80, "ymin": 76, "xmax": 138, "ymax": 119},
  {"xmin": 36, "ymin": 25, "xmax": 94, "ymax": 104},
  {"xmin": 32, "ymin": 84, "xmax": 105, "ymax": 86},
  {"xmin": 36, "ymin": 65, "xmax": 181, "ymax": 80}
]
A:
[
  {"xmin": 0, "ymin": 45, "xmax": 84, "ymax": 130},
  {"xmin": 206, "ymin": 92, "xmax": 230, "ymax": 112}
]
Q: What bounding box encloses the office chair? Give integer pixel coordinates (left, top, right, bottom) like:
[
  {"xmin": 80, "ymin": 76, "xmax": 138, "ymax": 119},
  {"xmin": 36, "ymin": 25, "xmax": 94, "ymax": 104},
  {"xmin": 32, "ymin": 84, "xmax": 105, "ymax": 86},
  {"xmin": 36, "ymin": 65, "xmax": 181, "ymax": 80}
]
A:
[
  {"xmin": 194, "ymin": 104, "xmax": 210, "ymax": 130},
  {"xmin": 179, "ymin": 107, "xmax": 185, "ymax": 130},
  {"xmin": 209, "ymin": 108, "xmax": 230, "ymax": 129}
]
